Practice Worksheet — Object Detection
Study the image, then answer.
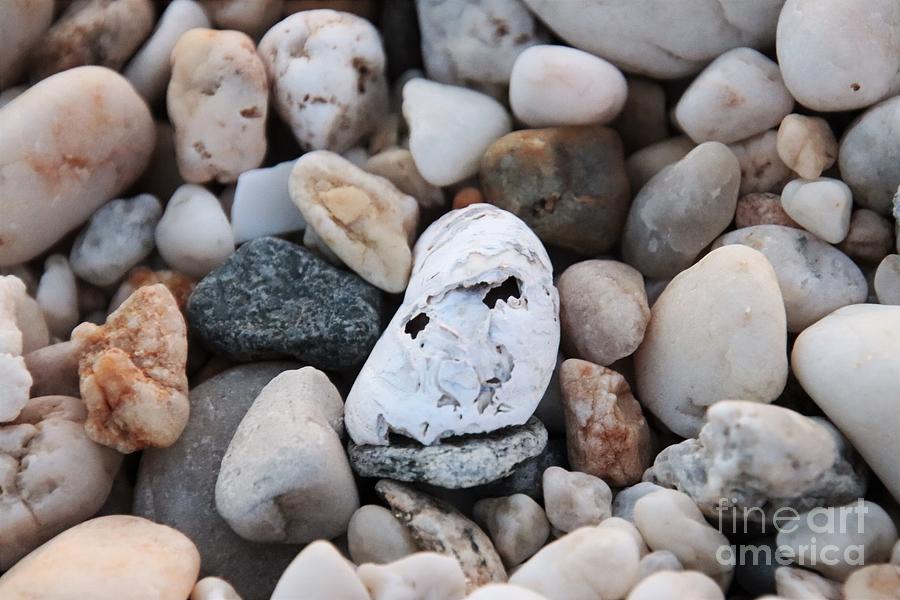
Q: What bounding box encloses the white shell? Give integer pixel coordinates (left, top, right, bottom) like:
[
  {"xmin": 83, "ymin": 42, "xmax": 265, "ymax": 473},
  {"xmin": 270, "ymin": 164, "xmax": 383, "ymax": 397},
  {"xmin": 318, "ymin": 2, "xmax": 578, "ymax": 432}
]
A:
[{"xmin": 345, "ymin": 204, "xmax": 560, "ymax": 445}]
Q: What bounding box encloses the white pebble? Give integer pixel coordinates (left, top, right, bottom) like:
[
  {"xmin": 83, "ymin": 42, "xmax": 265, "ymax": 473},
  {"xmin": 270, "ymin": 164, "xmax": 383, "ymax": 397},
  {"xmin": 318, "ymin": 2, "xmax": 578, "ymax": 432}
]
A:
[
  {"xmin": 36, "ymin": 255, "xmax": 79, "ymax": 340},
  {"xmin": 780, "ymin": 178, "xmax": 853, "ymax": 244},
  {"xmin": 271, "ymin": 540, "xmax": 369, "ymax": 600},
  {"xmin": 626, "ymin": 571, "xmax": 724, "ymax": 600},
  {"xmin": 542, "ymin": 466, "xmax": 611, "ymax": 534},
  {"xmin": 357, "ymin": 552, "xmax": 466, "ymax": 600},
  {"xmin": 637, "ymin": 551, "xmax": 683, "ymax": 581},
  {"xmin": 774, "ymin": 567, "xmax": 842, "ymax": 600},
  {"xmin": 473, "ymin": 494, "xmax": 550, "ymax": 567},
  {"xmin": 231, "ymin": 160, "xmax": 305, "ymax": 244},
  {"xmin": 347, "ymin": 505, "xmax": 418, "ymax": 565}
]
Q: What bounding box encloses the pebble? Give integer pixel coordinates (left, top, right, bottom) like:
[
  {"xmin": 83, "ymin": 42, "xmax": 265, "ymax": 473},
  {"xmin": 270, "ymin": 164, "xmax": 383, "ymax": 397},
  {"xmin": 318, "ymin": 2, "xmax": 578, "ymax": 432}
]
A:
[
  {"xmin": 69, "ymin": 195, "xmax": 162, "ymax": 287},
  {"xmin": 775, "ymin": 567, "xmax": 842, "ymax": 600},
  {"xmin": 792, "ymin": 304, "xmax": 900, "ymax": 501},
  {"xmin": 473, "ymin": 494, "xmax": 550, "ymax": 568},
  {"xmin": 776, "ymin": 0, "xmax": 900, "ymax": 111},
  {"xmin": 258, "ymin": 9, "xmax": 389, "ymax": 152},
  {"xmin": 509, "ymin": 45, "xmax": 627, "ymax": 127},
  {"xmin": 168, "ymin": 29, "xmax": 269, "ymax": 184},
  {"xmin": 621, "ymin": 142, "xmax": 741, "ymax": 279},
  {"xmin": 2, "ymin": 274, "xmax": 49, "ymax": 358},
  {"xmin": 509, "ymin": 526, "xmax": 641, "ymax": 600},
  {"xmin": 843, "ymin": 564, "xmax": 900, "ymax": 600},
  {"xmin": 637, "ymin": 551, "xmax": 683, "ymax": 581},
  {"xmin": 72, "ymin": 284, "xmax": 189, "ymax": 453},
  {"xmin": 480, "ymin": 126, "xmax": 630, "ymax": 254},
  {"xmin": 542, "ymin": 466, "xmax": 612, "ymax": 533},
  {"xmin": 839, "ymin": 209, "xmax": 894, "ymax": 264},
  {"xmin": 23, "ymin": 341, "xmax": 80, "ymax": 399},
  {"xmin": 231, "ymin": 160, "xmax": 306, "ymax": 244},
  {"xmin": 375, "ymin": 479, "xmax": 507, "ymax": 589},
  {"xmin": 0, "ymin": 0, "xmax": 54, "ymax": 87},
  {"xmin": 521, "ymin": 0, "xmax": 782, "ymax": 79},
  {"xmin": 626, "ymin": 571, "xmax": 724, "ymax": 600},
  {"xmin": 625, "ymin": 136, "xmax": 695, "ymax": 192},
  {"xmin": 357, "ymin": 552, "xmax": 467, "ymax": 600},
  {"xmin": 289, "ymin": 150, "xmax": 419, "ymax": 293},
  {"xmin": 124, "ymin": 0, "xmax": 212, "ymax": 104},
  {"xmin": 0, "ymin": 66, "xmax": 155, "ymax": 266},
  {"xmin": 452, "ymin": 187, "xmax": 485, "ymax": 210},
  {"xmin": 776, "ymin": 114, "xmax": 838, "ymax": 179},
  {"xmin": 35, "ymin": 255, "xmax": 79, "ymax": 341},
  {"xmin": 110, "ymin": 268, "xmax": 195, "ymax": 314},
  {"xmin": 470, "ymin": 438, "xmax": 567, "ymax": 501},
  {"xmin": 134, "ymin": 363, "xmax": 302, "ymax": 598},
  {"xmin": 780, "ymin": 177, "xmax": 853, "ymax": 243},
  {"xmin": 839, "ymin": 94, "xmax": 900, "ymax": 214},
  {"xmin": 557, "ymin": 260, "xmax": 649, "ymax": 366},
  {"xmin": 364, "ymin": 148, "xmax": 445, "ymax": 210},
  {"xmin": 875, "ymin": 255, "xmax": 900, "ymax": 304},
  {"xmin": 645, "ymin": 401, "xmax": 866, "ymax": 521},
  {"xmin": 345, "ymin": 205, "xmax": 558, "ymax": 446},
  {"xmin": 270, "ymin": 540, "xmax": 369, "ymax": 600},
  {"xmin": 729, "ymin": 130, "xmax": 793, "ymax": 196},
  {"xmin": 215, "ymin": 367, "xmax": 358, "ymax": 543},
  {"xmin": 29, "ymin": 0, "xmax": 155, "ymax": 80},
  {"xmin": 191, "ymin": 577, "xmax": 243, "ymax": 600},
  {"xmin": 347, "ymin": 505, "xmax": 418, "ymax": 565},
  {"xmin": 186, "ymin": 237, "xmax": 381, "ymax": 369},
  {"xmin": 674, "ymin": 48, "xmax": 794, "ymax": 144},
  {"xmin": 349, "ymin": 417, "xmax": 547, "ymax": 489},
  {"xmin": 155, "ymin": 184, "xmax": 236, "ymax": 279},
  {"xmin": 633, "ymin": 489, "xmax": 733, "ymax": 589},
  {"xmin": 611, "ymin": 482, "xmax": 666, "ymax": 523},
  {"xmin": 0, "ymin": 515, "xmax": 200, "ymax": 600},
  {"xmin": 0, "ymin": 395, "xmax": 122, "ymax": 569},
  {"xmin": 735, "ymin": 193, "xmax": 799, "ymax": 229},
  {"xmin": 465, "ymin": 585, "xmax": 548, "ymax": 600},
  {"xmin": 559, "ymin": 360, "xmax": 652, "ymax": 487},
  {"xmin": 403, "ymin": 77, "xmax": 511, "ymax": 186},
  {"xmin": 614, "ymin": 78, "xmax": 669, "ymax": 153},
  {"xmin": 635, "ymin": 245, "xmax": 788, "ymax": 437},
  {"xmin": 417, "ymin": 0, "xmax": 545, "ymax": 95},
  {"xmin": 714, "ymin": 225, "xmax": 867, "ymax": 332},
  {"xmin": 136, "ymin": 121, "xmax": 185, "ymax": 203},
  {"xmin": 200, "ymin": 0, "xmax": 283, "ymax": 37}
]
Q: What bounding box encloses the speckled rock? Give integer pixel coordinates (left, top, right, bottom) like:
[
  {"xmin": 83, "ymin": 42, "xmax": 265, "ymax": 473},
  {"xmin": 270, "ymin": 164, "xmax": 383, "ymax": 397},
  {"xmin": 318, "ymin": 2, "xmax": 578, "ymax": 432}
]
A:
[
  {"xmin": 473, "ymin": 494, "xmax": 550, "ymax": 568},
  {"xmin": 0, "ymin": 0, "xmax": 54, "ymax": 87},
  {"xmin": 839, "ymin": 209, "xmax": 894, "ymax": 264},
  {"xmin": 839, "ymin": 95, "xmax": 900, "ymax": 214},
  {"xmin": 735, "ymin": 193, "xmax": 799, "ymax": 229},
  {"xmin": 776, "ymin": 114, "xmax": 838, "ymax": 179},
  {"xmin": 480, "ymin": 126, "xmax": 630, "ymax": 254},
  {"xmin": 348, "ymin": 505, "xmax": 418, "ymax": 565},
  {"xmin": 542, "ymin": 466, "xmax": 612, "ymax": 533},
  {"xmin": 187, "ymin": 237, "xmax": 381, "ymax": 369}
]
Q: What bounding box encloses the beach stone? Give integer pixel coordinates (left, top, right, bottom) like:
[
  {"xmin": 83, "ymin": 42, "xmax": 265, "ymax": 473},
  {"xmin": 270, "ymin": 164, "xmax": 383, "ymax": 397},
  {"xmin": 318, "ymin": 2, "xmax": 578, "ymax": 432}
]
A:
[
  {"xmin": 625, "ymin": 136, "xmax": 695, "ymax": 192},
  {"xmin": 792, "ymin": 304, "xmax": 900, "ymax": 501},
  {"xmin": 729, "ymin": 130, "xmax": 793, "ymax": 196},
  {"xmin": 124, "ymin": 0, "xmax": 211, "ymax": 104},
  {"xmin": 558, "ymin": 260, "xmax": 649, "ymax": 366},
  {"xmin": 23, "ymin": 341, "xmax": 80, "ymax": 399},
  {"xmin": 637, "ymin": 551, "xmax": 683, "ymax": 581},
  {"xmin": 780, "ymin": 178, "xmax": 852, "ymax": 243},
  {"xmin": 776, "ymin": 114, "xmax": 838, "ymax": 179},
  {"xmin": 776, "ymin": 0, "xmax": 900, "ymax": 112},
  {"xmin": 0, "ymin": 515, "xmax": 200, "ymax": 600},
  {"xmin": 611, "ymin": 482, "xmax": 665, "ymax": 523},
  {"xmin": 775, "ymin": 567, "xmax": 842, "ymax": 600},
  {"xmin": 645, "ymin": 401, "xmax": 867, "ymax": 522},
  {"xmin": 466, "ymin": 585, "xmax": 548, "ymax": 600},
  {"xmin": 270, "ymin": 540, "xmax": 369, "ymax": 600},
  {"xmin": 521, "ymin": 0, "xmax": 783, "ymax": 79},
  {"xmin": 509, "ymin": 45, "xmax": 627, "ymax": 127},
  {"xmin": 349, "ymin": 417, "xmax": 547, "ymax": 488},
  {"xmin": 417, "ymin": 0, "xmax": 544, "ymax": 95},
  {"xmin": 168, "ymin": 29, "xmax": 268, "ymax": 184},
  {"xmin": 200, "ymin": 0, "xmax": 283, "ymax": 37},
  {"xmin": 109, "ymin": 268, "xmax": 195, "ymax": 314},
  {"xmin": 875, "ymin": 255, "xmax": 900, "ymax": 304},
  {"xmin": 215, "ymin": 367, "xmax": 358, "ymax": 543},
  {"xmin": 839, "ymin": 209, "xmax": 894, "ymax": 264},
  {"xmin": 622, "ymin": 142, "xmax": 740, "ymax": 279},
  {"xmin": 471, "ymin": 438, "xmax": 567, "ymax": 500},
  {"xmin": 542, "ymin": 466, "xmax": 612, "ymax": 533},
  {"xmin": 35, "ymin": 255, "xmax": 79, "ymax": 341},
  {"xmin": 187, "ymin": 237, "xmax": 381, "ymax": 369},
  {"xmin": 480, "ymin": 126, "xmax": 630, "ymax": 254},
  {"xmin": 357, "ymin": 552, "xmax": 467, "ymax": 600},
  {"xmin": 1, "ymin": 275, "xmax": 48, "ymax": 358},
  {"xmin": 259, "ymin": 9, "xmax": 388, "ymax": 152},
  {"xmin": 614, "ymin": 78, "xmax": 669, "ymax": 153},
  {"xmin": 473, "ymin": 494, "xmax": 550, "ymax": 568},
  {"xmin": 375, "ymin": 479, "xmax": 507, "ymax": 590},
  {"xmin": 714, "ymin": 225, "xmax": 867, "ymax": 332},
  {"xmin": 559, "ymin": 360, "xmax": 652, "ymax": 487},
  {"xmin": 231, "ymin": 160, "xmax": 306, "ymax": 244},
  {"xmin": 675, "ymin": 48, "xmax": 793, "ymax": 144},
  {"xmin": 627, "ymin": 571, "xmax": 724, "ymax": 600},
  {"xmin": 289, "ymin": 150, "xmax": 419, "ymax": 293},
  {"xmin": 191, "ymin": 577, "xmax": 243, "ymax": 600},
  {"xmin": 365, "ymin": 148, "xmax": 445, "ymax": 210},
  {"xmin": 839, "ymin": 95, "xmax": 900, "ymax": 214},
  {"xmin": 403, "ymin": 77, "xmax": 511, "ymax": 186},
  {"xmin": 735, "ymin": 193, "xmax": 799, "ymax": 229},
  {"xmin": 70, "ymin": 195, "xmax": 162, "ymax": 287},
  {"xmin": 0, "ymin": 396, "xmax": 122, "ymax": 569},
  {"xmin": 134, "ymin": 362, "xmax": 302, "ymax": 599},
  {"xmin": 347, "ymin": 505, "xmax": 418, "ymax": 565},
  {"xmin": 0, "ymin": 0, "xmax": 54, "ymax": 88},
  {"xmin": 0, "ymin": 66, "xmax": 154, "ymax": 266},
  {"xmin": 29, "ymin": 0, "xmax": 154, "ymax": 80},
  {"xmin": 843, "ymin": 565, "xmax": 900, "ymax": 600}
]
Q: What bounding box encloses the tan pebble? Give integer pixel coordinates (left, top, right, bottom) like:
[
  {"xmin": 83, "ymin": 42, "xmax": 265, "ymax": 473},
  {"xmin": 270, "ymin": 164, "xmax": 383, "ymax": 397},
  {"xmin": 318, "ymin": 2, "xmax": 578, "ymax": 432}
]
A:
[
  {"xmin": 347, "ymin": 505, "xmax": 418, "ymax": 565},
  {"xmin": 110, "ymin": 268, "xmax": 196, "ymax": 314},
  {"xmin": 365, "ymin": 148, "xmax": 445, "ymax": 209},
  {"xmin": 24, "ymin": 341, "xmax": 82, "ymax": 399},
  {"xmin": 191, "ymin": 577, "xmax": 243, "ymax": 600},
  {"xmin": 357, "ymin": 552, "xmax": 467, "ymax": 600},
  {"xmin": 0, "ymin": 0, "xmax": 54, "ymax": 86},
  {"xmin": 838, "ymin": 209, "xmax": 894, "ymax": 264},
  {"xmin": 776, "ymin": 113, "xmax": 838, "ymax": 179},
  {"xmin": 843, "ymin": 564, "xmax": 900, "ymax": 600},
  {"xmin": 452, "ymin": 187, "xmax": 484, "ymax": 210},
  {"xmin": 271, "ymin": 540, "xmax": 370, "ymax": 600}
]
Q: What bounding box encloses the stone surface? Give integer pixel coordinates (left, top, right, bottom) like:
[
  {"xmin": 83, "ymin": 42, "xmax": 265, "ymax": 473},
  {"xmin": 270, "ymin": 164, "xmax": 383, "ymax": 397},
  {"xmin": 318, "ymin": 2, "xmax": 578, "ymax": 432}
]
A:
[
  {"xmin": 735, "ymin": 193, "xmax": 798, "ymax": 229},
  {"xmin": 542, "ymin": 466, "xmax": 612, "ymax": 533},
  {"xmin": 357, "ymin": 552, "xmax": 467, "ymax": 600},
  {"xmin": 0, "ymin": 0, "xmax": 54, "ymax": 88},
  {"xmin": 470, "ymin": 438, "xmax": 567, "ymax": 500},
  {"xmin": 473, "ymin": 494, "xmax": 550, "ymax": 568},
  {"xmin": 201, "ymin": 0, "xmax": 283, "ymax": 37},
  {"xmin": 168, "ymin": 29, "xmax": 268, "ymax": 184},
  {"xmin": 259, "ymin": 9, "xmax": 388, "ymax": 152},
  {"xmin": 776, "ymin": 114, "xmax": 838, "ymax": 179},
  {"xmin": 780, "ymin": 178, "xmax": 852, "ymax": 243},
  {"xmin": 466, "ymin": 585, "xmax": 548, "ymax": 600},
  {"xmin": 615, "ymin": 77, "xmax": 668, "ymax": 153},
  {"xmin": 403, "ymin": 78, "xmax": 511, "ymax": 186},
  {"xmin": 626, "ymin": 571, "xmax": 724, "ymax": 600},
  {"xmin": 345, "ymin": 205, "xmax": 559, "ymax": 446},
  {"xmin": 509, "ymin": 45, "xmax": 627, "ymax": 127},
  {"xmin": 376, "ymin": 479, "xmax": 507, "ymax": 590},
  {"xmin": 839, "ymin": 95, "xmax": 900, "ymax": 214},
  {"xmin": 634, "ymin": 245, "xmax": 788, "ymax": 437},
  {"xmin": 0, "ymin": 66, "xmax": 155, "ymax": 266},
  {"xmin": 231, "ymin": 160, "xmax": 306, "ymax": 244},
  {"xmin": 839, "ymin": 209, "xmax": 894, "ymax": 264},
  {"xmin": 270, "ymin": 540, "xmax": 369, "ymax": 600},
  {"xmin": 191, "ymin": 577, "xmax": 243, "ymax": 600},
  {"xmin": 1, "ymin": 273, "xmax": 48, "ymax": 364},
  {"xmin": 110, "ymin": 268, "xmax": 195, "ymax": 314},
  {"xmin": 875, "ymin": 255, "xmax": 900, "ymax": 305},
  {"xmin": 480, "ymin": 126, "xmax": 630, "ymax": 254},
  {"xmin": 347, "ymin": 505, "xmax": 418, "ymax": 565},
  {"xmin": 559, "ymin": 359, "xmax": 652, "ymax": 487},
  {"xmin": 611, "ymin": 482, "xmax": 665, "ymax": 523},
  {"xmin": 728, "ymin": 130, "xmax": 793, "ymax": 196},
  {"xmin": 714, "ymin": 225, "xmax": 867, "ymax": 332},
  {"xmin": 843, "ymin": 564, "xmax": 900, "ymax": 600},
  {"xmin": 775, "ymin": 567, "xmax": 842, "ymax": 600},
  {"xmin": 625, "ymin": 136, "xmax": 695, "ymax": 193},
  {"xmin": 290, "ymin": 150, "xmax": 419, "ymax": 293},
  {"xmin": 35, "ymin": 255, "xmax": 79, "ymax": 341},
  {"xmin": 0, "ymin": 515, "xmax": 200, "ymax": 600},
  {"xmin": 675, "ymin": 48, "xmax": 794, "ymax": 144},
  {"xmin": 187, "ymin": 237, "xmax": 381, "ymax": 369},
  {"xmin": 70, "ymin": 194, "xmax": 162, "ymax": 287},
  {"xmin": 622, "ymin": 142, "xmax": 740, "ymax": 279},
  {"xmin": 364, "ymin": 148, "xmax": 445, "ymax": 210},
  {"xmin": 23, "ymin": 341, "xmax": 80, "ymax": 399},
  {"xmin": 72, "ymin": 284, "xmax": 189, "ymax": 454},
  {"xmin": 349, "ymin": 417, "xmax": 547, "ymax": 488},
  {"xmin": 637, "ymin": 551, "xmax": 683, "ymax": 581},
  {"xmin": 792, "ymin": 304, "xmax": 900, "ymax": 501}
]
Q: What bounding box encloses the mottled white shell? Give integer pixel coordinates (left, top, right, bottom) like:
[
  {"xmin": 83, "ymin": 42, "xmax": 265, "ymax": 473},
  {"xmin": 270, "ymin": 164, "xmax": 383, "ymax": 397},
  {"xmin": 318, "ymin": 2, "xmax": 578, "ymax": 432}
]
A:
[{"xmin": 345, "ymin": 204, "xmax": 560, "ymax": 445}]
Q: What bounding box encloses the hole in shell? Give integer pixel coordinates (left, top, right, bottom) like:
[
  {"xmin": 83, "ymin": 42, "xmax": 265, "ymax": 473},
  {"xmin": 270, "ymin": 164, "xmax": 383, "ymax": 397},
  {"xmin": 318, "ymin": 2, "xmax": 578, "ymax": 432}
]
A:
[
  {"xmin": 483, "ymin": 277, "xmax": 522, "ymax": 308},
  {"xmin": 404, "ymin": 313, "xmax": 430, "ymax": 339}
]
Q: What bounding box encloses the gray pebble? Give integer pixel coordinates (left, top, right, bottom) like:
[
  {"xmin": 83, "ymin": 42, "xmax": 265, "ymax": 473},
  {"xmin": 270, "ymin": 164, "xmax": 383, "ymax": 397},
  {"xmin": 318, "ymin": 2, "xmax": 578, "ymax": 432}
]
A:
[{"xmin": 839, "ymin": 95, "xmax": 900, "ymax": 214}]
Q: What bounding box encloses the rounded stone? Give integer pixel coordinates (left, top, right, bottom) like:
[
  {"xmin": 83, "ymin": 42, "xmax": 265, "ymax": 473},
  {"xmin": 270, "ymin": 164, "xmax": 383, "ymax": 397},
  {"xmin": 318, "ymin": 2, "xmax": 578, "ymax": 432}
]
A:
[
  {"xmin": 625, "ymin": 136, "xmax": 695, "ymax": 192},
  {"xmin": 843, "ymin": 564, "xmax": 900, "ymax": 600},
  {"xmin": 875, "ymin": 255, "xmax": 900, "ymax": 305},
  {"xmin": 473, "ymin": 494, "xmax": 550, "ymax": 568},
  {"xmin": 780, "ymin": 178, "xmax": 852, "ymax": 244},
  {"xmin": 735, "ymin": 193, "xmax": 799, "ymax": 229},
  {"xmin": 627, "ymin": 571, "xmax": 724, "ymax": 600},
  {"xmin": 838, "ymin": 209, "xmax": 894, "ymax": 265},
  {"xmin": 728, "ymin": 130, "xmax": 793, "ymax": 196},
  {"xmin": 357, "ymin": 552, "xmax": 467, "ymax": 600},
  {"xmin": 0, "ymin": 0, "xmax": 54, "ymax": 87},
  {"xmin": 271, "ymin": 540, "xmax": 369, "ymax": 600},
  {"xmin": 839, "ymin": 95, "xmax": 900, "ymax": 214},
  {"xmin": 776, "ymin": 114, "xmax": 838, "ymax": 179},
  {"xmin": 542, "ymin": 466, "xmax": 612, "ymax": 534},
  {"xmin": 200, "ymin": 0, "xmax": 283, "ymax": 37},
  {"xmin": 347, "ymin": 505, "xmax": 418, "ymax": 565}
]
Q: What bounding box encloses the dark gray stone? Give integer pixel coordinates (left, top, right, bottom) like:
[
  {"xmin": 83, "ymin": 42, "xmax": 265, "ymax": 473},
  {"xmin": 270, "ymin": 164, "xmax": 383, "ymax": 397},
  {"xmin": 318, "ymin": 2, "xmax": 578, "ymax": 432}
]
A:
[
  {"xmin": 133, "ymin": 362, "xmax": 300, "ymax": 600},
  {"xmin": 349, "ymin": 417, "xmax": 547, "ymax": 489},
  {"xmin": 186, "ymin": 237, "xmax": 382, "ymax": 369}
]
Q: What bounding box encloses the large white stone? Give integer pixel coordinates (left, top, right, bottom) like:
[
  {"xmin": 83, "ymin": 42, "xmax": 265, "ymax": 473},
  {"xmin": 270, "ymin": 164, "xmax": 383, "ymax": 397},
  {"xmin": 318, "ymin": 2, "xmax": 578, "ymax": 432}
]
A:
[{"xmin": 231, "ymin": 160, "xmax": 306, "ymax": 244}]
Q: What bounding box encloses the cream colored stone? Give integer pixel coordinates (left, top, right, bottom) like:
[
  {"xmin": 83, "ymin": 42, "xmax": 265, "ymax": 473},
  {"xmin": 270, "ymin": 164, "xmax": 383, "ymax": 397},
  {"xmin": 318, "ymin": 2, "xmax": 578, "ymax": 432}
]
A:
[
  {"xmin": 843, "ymin": 564, "xmax": 900, "ymax": 600},
  {"xmin": 879, "ymin": 257, "xmax": 900, "ymax": 305},
  {"xmin": 36, "ymin": 255, "xmax": 79, "ymax": 341},
  {"xmin": 729, "ymin": 130, "xmax": 793, "ymax": 196},
  {"xmin": 357, "ymin": 552, "xmax": 467, "ymax": 600},
  {"xmin": 625, "ymin": 136, "xmax": 695, "ymax": 193},
  {"xmin": 364, "ymin": 148, "xmax": 445, "ymax": 209},
  {"xmin": 191, "ymin": 577, "xmax": 242, "ymax": 600},
  {"xmin": 780, "ymin": 178, "xmax": 852, "ymax": 244},
  {"xmin": 465, "ymin": 585, "xmax": 547, "ymax": 600},
  {"xmin": 542, "ymin": 466, "xmax": 612, "ymax": 534},
  {"xmin": 271, "ymin": 540, "xmax": 370, "ymax": 600},
  {"xmin": 348, "ymin": 505, "xmax": 418, "ymax": 565},
  {"xmin": 775, "ymin": 567, "xmax": 842, "ymax": 600},
  {"xmin": 0, "ymin": 0, "xmax": 54, "ymax": 88},
  {"xmin": 24, "ymin": 341, "xmax": 81, "ymax": 399},
  {"xmin": 0, "ymin": 276, "xmax": 33, "ymax": 422},
  {"xmin": 473, "ymin": 494, "xmax": 550, "ymax": 568},
  {"xmin": 201, "ymin": 0, "xmax": 283, "ymax": 37},
  {"xmin": 776, "ymin": 114, "xmax": 838, "ymax": 179},
  {"xmin": 626, "ymin": 571, "xmax": 724, "ymax": 600}
]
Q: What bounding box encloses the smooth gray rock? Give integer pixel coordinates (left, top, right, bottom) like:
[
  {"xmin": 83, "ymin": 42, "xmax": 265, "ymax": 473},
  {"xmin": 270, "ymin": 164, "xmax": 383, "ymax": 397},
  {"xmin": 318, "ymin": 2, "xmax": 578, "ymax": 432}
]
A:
[
  {"xmin": 470, "ymin": 438, "xmax": 567, "ymax": 500},
  {"xmin": 839, "ymin": 95, "xmax": 900, "ymax": 214}
]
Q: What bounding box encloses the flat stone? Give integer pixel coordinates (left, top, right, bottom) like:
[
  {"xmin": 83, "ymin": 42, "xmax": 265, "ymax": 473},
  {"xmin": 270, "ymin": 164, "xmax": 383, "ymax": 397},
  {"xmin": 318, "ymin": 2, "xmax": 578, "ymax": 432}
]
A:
[{"xmin": 839, "ymin": 95, "xmax": 900, "ymax": 214}]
